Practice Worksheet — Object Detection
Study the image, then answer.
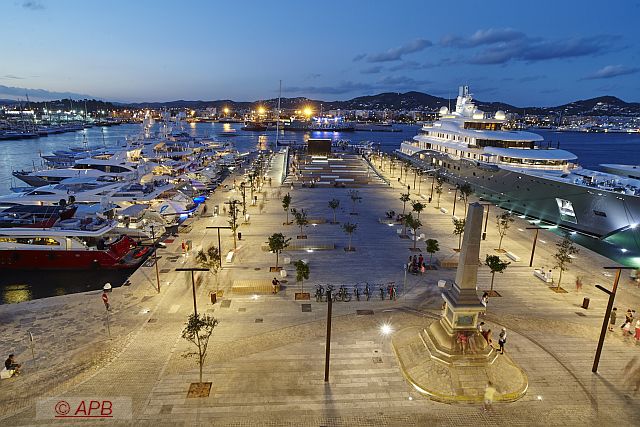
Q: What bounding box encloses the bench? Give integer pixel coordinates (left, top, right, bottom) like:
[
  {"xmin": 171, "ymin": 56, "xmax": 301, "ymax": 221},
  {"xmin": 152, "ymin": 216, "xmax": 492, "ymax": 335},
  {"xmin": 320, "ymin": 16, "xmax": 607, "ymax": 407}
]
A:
[
  {"xmin": 505, "ymin": 251, "xmax": 520, "ymax": 262},
  {"xmin": 280, "ymin": 269, "xmax": 287, "ymax": 278},
  {"xmin": 231, "ymin": 279, "xmax": 273, "ymax": 294},
  {"xmin": 440, "ymin": 207, "xmax": 448, "ymax": 214},
  {"xmin": 226, "ymin": 251, "xmax": 235, "ymax": 263},
  {"xmin": 533, "ymin": 269, "xmax": 553, "ymax": 283},
  {"xmin": 0, "ymin": 368, "xmax": 15, "ymax": 379},
  {"xmin": 437, "ymin": 280, "xmax": 446, "ymax": 288}
]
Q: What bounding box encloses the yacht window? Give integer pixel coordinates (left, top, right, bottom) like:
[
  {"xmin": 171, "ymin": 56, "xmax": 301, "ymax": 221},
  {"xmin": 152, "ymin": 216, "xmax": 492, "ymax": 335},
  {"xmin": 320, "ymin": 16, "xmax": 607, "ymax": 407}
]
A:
[
  {"xmin": 464, "ymin": 122, "xmax": 502, "ymax": 131},
  {"xmin": 593, "ymin": 210, "xmax": 607, "ymax": 217}
]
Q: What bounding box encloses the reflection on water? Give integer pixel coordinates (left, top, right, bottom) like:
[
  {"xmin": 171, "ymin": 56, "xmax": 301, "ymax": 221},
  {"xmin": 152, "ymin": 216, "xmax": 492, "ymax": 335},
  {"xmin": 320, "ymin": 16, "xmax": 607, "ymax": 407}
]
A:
[{"xmin": 0, "ymin": 270, "xmax": 134, "ymax": 305}]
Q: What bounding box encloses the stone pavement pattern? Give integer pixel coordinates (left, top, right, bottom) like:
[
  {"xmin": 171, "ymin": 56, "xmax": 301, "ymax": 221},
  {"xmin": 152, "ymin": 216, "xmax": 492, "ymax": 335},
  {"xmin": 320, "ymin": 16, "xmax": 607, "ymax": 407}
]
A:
[{"xmin": 0, "ymin": 150, "xmax": 639, "ymax": 425}]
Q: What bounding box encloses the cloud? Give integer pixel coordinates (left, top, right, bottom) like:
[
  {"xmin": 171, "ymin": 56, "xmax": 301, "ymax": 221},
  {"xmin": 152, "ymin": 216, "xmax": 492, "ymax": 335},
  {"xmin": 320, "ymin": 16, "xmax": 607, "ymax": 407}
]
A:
[
  {"xmin": 467, "ymin": 34, "xmax": 617, "ymax": 65},
  {"xmin": 0, "ymin": 85, "xmax": 92, "ymax": 101},
  {"xmin": 583, "ymin": 65, "xmax": 639, "ymax": 80},
  {"xmin": 352, "ymin": 53, "xmax": 366, "ymax": 62},
  {"xmin": 360, "ymin": 66, "xmax": 383, "ymax": 74},
  {"xmin": 1, "ymin": 74, "xmax": 25, "ymax": 80},
  {"xmin": 441, "ymin": 28, "xmax": 525, "ymax": 48},
  {"xmin": 22, "ymin": 1, "xmax": 45, "ymax": 10},
  {"xmin": 360, "ymin": 39, "xmax": 432, "ymax": 63},
  {"xmin": 377, "ymin": 75, "xmax": 430, "ymax": 90}
]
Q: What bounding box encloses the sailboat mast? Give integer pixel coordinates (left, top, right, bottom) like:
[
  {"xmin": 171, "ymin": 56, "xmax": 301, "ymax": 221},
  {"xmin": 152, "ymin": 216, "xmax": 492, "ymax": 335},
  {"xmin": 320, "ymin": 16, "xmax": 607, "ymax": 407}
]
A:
[{"xmin": 275, "ymin": 80, "xmax": 281, "ymax": 149}]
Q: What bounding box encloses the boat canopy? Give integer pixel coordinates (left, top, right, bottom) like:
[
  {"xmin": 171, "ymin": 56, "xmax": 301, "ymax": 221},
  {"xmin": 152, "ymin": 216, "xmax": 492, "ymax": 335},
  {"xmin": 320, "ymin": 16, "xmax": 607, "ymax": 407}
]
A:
[{"xmin": 483, "ymin": 147, "xmax": 578, "ymax": 161}]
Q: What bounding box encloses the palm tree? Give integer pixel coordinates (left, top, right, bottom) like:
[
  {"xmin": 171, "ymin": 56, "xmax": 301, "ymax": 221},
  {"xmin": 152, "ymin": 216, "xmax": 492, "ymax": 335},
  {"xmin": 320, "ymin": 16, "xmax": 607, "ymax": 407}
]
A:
[
  {"xmin": 342, "ymin": 222, "xmax": 357, "ymax": 251},
  {"xmin": 328, "ymin": 198, "xmax": 340, "ymax": 224}
]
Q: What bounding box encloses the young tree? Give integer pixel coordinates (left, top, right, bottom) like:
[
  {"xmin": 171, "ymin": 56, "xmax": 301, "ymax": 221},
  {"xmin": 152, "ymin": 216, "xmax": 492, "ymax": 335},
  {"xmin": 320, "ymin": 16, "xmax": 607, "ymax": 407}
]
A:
[
  {"xmin": 435, "ymin": 177, "xmax": 444, "ymax": 208},
  {"xmin": 452, "ymin": 217, "xmax": 466, "ymax": 251},
  {"xmin": 342, "ymin": 222, "xmax": 358, "ymax": 251},
  {"xmin": 412, "ymin": 200, "xmax": 425, "ymax": 219},
  {"xmin": 282, "ymin": 193, "xmax": 292, "ymax": 224},
  {"xmin": 405, "ymin": 213, "xmax": 422, "ymax": 251},
  {"xmin": 294, "ymin": 259, "xmax": 310, "ymax": 293},
  {"xmin": 349, "ymin": 190, "xmax": 362, "ymax": 214},
  {"xmin": 267, "ymin": 233, "xmax": 291, "ymax": 269},
  {"xmin": 227, "ymin": 200, "xmax": 240, "ymax": 250},
  {"xmin": 553, "ymin": 234, "xmax": 579, "ymax": 290},
  {"xmin": 239, "ymin": 182, "xmax": 247, "ymax": 216},
  {"xmin": 485, "ymin": 255, "xmax": 510, "ymax": 293},
  {"xmin": 458, "ymin": 183, "xmax": 473, "ymax": 216},
  {"xmin": 400, "ymin": 192, "xmax": 410, "ymax": 215},
  {"xmin": 328, "ymin": 198, "xmax": 340, "ymax": 224},
  {"xmin": 496, "ymin": 212, "xmax": 515, "ymax": 251},
  {"xmin": 181, "ymin": 313, "xmax": 219, "ymax": 384},
  {"xmin": 425, "ymin": 238, "xmax": 439, "ymax": 268},
  {"xmin": 291, "ymin": 207, "xmax": 309, "ymax": 238},
  {"xmin": 195, "ymin": 245, "xmax": 221, "ymax": 292}
]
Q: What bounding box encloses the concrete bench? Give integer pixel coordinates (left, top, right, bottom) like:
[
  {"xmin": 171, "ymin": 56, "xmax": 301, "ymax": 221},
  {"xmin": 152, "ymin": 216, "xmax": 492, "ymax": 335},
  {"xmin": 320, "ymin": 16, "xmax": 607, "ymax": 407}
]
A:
[
  {"xmin": 261, "ymin": 240, "xmax": 335, "ymax": 251},
  {"xmin": 533, "ymin": 269, "xmax": 553, "ymax": 283},
  {"xmin": 280, "ymin": 269, "xmax": 288, "ymax": 278},
  {"xmin": 437, "ymin": 280, "xmax": 446, "ymax": 288},
  {"xmin": 0, "ymin": 368, "xmax": 15, "ymax": 379},
  {"xmin": 283, "ymin": 257, "xmax": 291, "ymax": 265},
  {"xmin": 505, "ymin": 251, "xmax": 520, "ymax": 262},
  {"xmin": 231, "ymin": 279, "xmax": 273, "ymax": 294},
  {"xmin": 226, "ymin": 251, "xmax": 235, "ymax": 263},
  {"xmin": 440, "ymin": 207, "xmax": 448, "ymax": 214}
]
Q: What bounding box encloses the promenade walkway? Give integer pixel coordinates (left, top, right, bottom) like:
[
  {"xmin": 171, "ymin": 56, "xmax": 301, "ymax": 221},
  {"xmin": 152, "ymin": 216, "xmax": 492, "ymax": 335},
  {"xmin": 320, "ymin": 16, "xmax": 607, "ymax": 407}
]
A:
[{"xmin": 0, "ymin": 149, "xmax": 638, "ymax": 426}]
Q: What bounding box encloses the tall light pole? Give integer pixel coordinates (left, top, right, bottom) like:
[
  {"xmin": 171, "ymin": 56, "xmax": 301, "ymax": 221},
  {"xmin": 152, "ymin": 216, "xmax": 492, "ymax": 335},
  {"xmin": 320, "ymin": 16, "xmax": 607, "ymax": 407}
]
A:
[
  {"xmin": 413, "ymin": 168, "xmax": 418, "ymax": 190},
  {"xmin": 450, "ymin": 187, "xmax": 459, "ymax": 217},
  {"xmin": 175, "ymin": 267, "xmax": 209, "ymax": 317},
  {"xmin": 592, "ymin": 266, "xmax": 635, "ymax": 373},
  {"xmin": 150, "ymin": 224, "xmax": 161, "ymax": 293},
  {"xmin": 526, "ymin": 226, "xmax": 544, "ymax": 267},
  {"xmin": 429, "ymin": 174, "xmax": 435, "ymax": 203},
  {"xmin": 206, "ymin": 226, "xmax": 232, "ymax": 271},
  {"xmin": 324, "ymin": 289, "xmax": 333, "ymax": 382}
]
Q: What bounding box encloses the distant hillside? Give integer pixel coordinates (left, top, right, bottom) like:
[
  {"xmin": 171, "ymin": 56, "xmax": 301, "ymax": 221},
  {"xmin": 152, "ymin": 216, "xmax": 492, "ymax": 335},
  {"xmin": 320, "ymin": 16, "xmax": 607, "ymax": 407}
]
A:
[{"xmin": 3, "ymin": 92, "xmax": 639, "ymax": 116}]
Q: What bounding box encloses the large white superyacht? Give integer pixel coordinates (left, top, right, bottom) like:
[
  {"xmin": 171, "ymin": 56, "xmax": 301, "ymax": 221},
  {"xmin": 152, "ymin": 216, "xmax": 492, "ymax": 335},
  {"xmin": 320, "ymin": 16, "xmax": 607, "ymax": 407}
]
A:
[{"xmin": 399, "ymin": 86, "xmax": 640, "ymax": 260}]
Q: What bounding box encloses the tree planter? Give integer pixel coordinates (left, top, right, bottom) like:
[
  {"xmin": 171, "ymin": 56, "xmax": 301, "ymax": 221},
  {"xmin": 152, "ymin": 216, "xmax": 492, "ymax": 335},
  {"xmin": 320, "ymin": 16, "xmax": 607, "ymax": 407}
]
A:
[
  {"xmin": 399, "ymin": 235, "xmax": 410, "ymax": 239},
  {"xmin": 483, "ymin": 290, "xmax": 501, "ymax": 297},
  {"xmin": 409, "ymin": 247, "xmax": 422, "ymax": 252},
  {"xmin": 297, "ymin": 235, "xmax": 308, "ymax": 239},
  {"xmin": 349, "ymin": 212, "xmax": 358, "ymax": 215},
  {"xmin": 344, "ymin": 247, "xmax": 356, "ymax": 252},
  {"xmin": 295, "ymin": 292, "xmax": 310, "ymax": 300},
  {"xmin": 550, "ymin": 286, "xmax": 568, "ymax": 293},
  {"xmin": 269, "ymin": 266, "xmax": 282, "ymax": 272},
  {"xmin": 494, "ymin": 248, "xmax": 506, "ymax": 253},
  {"xmin": 187, "ymin": 382, "xmax": 212, "ymax": 398}
]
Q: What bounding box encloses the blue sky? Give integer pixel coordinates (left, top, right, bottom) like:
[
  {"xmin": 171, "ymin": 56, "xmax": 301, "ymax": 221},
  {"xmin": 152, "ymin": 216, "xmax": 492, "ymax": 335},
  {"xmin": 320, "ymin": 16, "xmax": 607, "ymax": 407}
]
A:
[{"xmin": 1, "ymin": 0, "xmax": 639, "ymax": 106}]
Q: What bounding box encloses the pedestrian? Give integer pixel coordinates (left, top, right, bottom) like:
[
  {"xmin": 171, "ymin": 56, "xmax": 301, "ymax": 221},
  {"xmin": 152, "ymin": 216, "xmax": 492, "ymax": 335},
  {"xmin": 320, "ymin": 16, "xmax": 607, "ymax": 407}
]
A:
[
  {"xmin": 478, "ymin": 321, "xmax": 485, "ymax": 334},
  {"xmin": 575, "ymin": 276, "xmax": 583, "ymax": 292},
  {"xmin": 483, "ymin": 381, "xmax": 497, "ymax": 411},
  {"xmin": 482, "ymin": 328, "xmax": 492, "ymax": 346},
  {"xmin": 498, "ymin": 327, "xmax": 507, "ymax": 354},
  {"xmin": 621, "ymin": 309, "xmax": 633, "ymax": 331},
  {"xmin": 481, "ymin": 292, "xmax": 489, "ymax": 315},
  {"xmin": 635, "ymin": 319, "xmax": 640, "ymax": 341},
  {"xmin": 418, "ymin": 254, "xmax": 424, "ymax": 270},
  {"xmin": 609, "ymin": 307, "xmax": 617, "ymax": 332},
  {"xmin": 4, "ymin": 354, "xmax": 21, "ymax": 375},
  {"xmin": 271, "ymin": 277, "xmax": 280, "ymax": 294}
]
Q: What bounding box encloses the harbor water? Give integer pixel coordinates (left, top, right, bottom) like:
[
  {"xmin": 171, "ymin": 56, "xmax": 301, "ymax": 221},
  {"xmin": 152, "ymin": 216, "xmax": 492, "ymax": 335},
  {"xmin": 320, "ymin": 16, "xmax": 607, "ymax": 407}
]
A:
[{"xmin": 0, "ymin": 123, "xmax": 639, "ymax": 304}]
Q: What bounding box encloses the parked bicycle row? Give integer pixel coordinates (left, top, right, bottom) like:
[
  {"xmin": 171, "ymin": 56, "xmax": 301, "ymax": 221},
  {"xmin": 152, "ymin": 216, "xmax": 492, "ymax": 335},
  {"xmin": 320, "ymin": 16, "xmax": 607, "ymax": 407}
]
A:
[{"xmin": 314, "ymin": 282, "xmax": 397, "ymax": 302}]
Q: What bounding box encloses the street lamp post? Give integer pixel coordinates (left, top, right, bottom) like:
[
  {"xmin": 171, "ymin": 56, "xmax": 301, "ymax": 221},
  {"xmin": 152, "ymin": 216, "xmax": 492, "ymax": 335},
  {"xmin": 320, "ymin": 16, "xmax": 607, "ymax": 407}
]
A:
[
  {"xmin": 324, "ymin": 289, "xmax": 333, "ymax": 382},
  {"xmin": 417, "ymin": 172, "xmax": 422, "ymax": 194},
  {"xmin": 429, "ymin": 174, "xmax": 435, "ymax": 203},
  {"xmin": 150, "ymin": 224, "xmax": 161, "ymax": 293},
  {"xmin": 450, "ymin": 187, "xmax": 459, "ymax": 217},
  {"xmin": 206, "ymin": 225, "xmax": 232, "ymax": 271},
  {"xmin": 592, "ymin": 266, "xmax": 635, "ymax": 373},
  {"xmin": 175, "ymin": 267, "xmax": 209, "ymax": 317},
  {"xmin": 526, "ymin": 226, "xmax": 545, "ymax": 267}
]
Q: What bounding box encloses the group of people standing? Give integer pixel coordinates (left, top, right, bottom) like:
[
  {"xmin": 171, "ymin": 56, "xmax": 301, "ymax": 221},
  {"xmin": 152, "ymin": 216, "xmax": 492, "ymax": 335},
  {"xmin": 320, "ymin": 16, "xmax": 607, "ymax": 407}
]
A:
[
  {"xmin": 408, "ymin": 254, "xmax": 426, "ymax": 274},
  {"xmin": 609, "ymin": 307, "xmax": 640, "ymax": 341},
  {"xmin": 477, "ymin": 322, "xmax": 507, "ymax": 354}
]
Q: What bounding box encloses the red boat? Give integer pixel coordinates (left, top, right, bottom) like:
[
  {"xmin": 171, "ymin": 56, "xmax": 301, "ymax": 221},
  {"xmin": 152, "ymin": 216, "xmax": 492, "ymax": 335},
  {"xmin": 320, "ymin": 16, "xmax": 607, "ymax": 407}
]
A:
[{"xmin": 0, "ymin": 217, "xmax": 150, "ymax": 270}]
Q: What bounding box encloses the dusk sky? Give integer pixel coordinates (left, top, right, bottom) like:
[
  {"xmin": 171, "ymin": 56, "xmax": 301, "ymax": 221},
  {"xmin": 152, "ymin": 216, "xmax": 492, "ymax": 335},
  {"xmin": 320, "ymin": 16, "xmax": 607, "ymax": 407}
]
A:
[{"xmin": 1, "ymin": 0, "xmax": 639, "ymax": 106}]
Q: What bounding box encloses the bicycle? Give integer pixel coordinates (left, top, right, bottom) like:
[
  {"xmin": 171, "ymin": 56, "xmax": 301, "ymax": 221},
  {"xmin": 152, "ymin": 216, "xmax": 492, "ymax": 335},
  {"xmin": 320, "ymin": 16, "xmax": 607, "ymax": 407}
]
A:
[{"xmin": 315, "ymin": 284, "xmax": 325, "ymax": 302}]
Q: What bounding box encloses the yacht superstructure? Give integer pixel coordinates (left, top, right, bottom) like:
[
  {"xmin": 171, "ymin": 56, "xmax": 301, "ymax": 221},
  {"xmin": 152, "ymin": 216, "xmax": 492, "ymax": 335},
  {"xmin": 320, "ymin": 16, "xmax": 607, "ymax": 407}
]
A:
[{"xmin": 400, "ymin": 86, "xmax": 640, "ymax": 257}]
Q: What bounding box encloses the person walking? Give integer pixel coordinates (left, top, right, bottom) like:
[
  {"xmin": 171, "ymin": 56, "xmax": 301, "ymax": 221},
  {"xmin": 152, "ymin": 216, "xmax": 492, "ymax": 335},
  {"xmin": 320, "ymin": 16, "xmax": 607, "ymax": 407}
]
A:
[
  {"xmin": 609, "ymin": 307, "xmax": 617, "ymax": 332},
  {"xmin": 483, "ymin": 381, "xmax": 497, "ymax": 411},
  {"xmin": 482, "ymin": 328, "xmax": 492, "ymax": 346},
  {"xmin": 635, "ymin": 319, "xmax": 640, "ymax": 341},
  {"xmin": 498, "ymin": 328, "xmax": 507, "ymax": 354},
  {"xmin": 621, "ymin": 309, "xmax": 633, "ymax": 330},
  {"xmin": 481, "ymin": 292, "xmax": 489, "ymax": 315}
]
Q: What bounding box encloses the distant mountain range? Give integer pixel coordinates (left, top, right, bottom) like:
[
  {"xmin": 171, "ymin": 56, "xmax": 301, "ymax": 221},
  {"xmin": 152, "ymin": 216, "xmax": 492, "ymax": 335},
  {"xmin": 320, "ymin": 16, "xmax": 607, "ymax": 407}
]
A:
[{"xmin": 2, "ymin": 92, "xmax": 640, "ymax": 116}]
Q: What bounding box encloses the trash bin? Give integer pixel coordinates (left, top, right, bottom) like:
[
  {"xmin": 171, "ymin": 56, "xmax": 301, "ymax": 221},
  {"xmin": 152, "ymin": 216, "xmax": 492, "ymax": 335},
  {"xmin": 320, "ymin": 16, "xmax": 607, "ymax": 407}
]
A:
[
  {"xmin": 582, "ymin": 297, "xmax": 590, "ymax": 309},
  {"xmin": 210, "ymin": 292, "xmax": 217, "ymax": 304},
  {"xmin": 238, "ymin": 232, "xmax": 242, "ymax": 240}
]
